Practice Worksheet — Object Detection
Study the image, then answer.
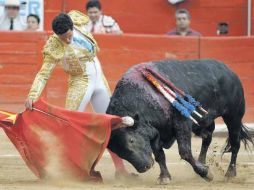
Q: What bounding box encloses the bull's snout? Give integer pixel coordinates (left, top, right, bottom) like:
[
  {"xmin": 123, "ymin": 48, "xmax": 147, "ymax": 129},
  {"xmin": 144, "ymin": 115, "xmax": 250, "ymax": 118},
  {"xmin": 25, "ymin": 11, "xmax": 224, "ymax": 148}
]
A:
[
  {"xmin": 137, "ymin": 165, "xmax": 150, "ymax": 173},
  {"xmin": 136, "ymin": 157, "xmax": 154, "ymax": 173}
]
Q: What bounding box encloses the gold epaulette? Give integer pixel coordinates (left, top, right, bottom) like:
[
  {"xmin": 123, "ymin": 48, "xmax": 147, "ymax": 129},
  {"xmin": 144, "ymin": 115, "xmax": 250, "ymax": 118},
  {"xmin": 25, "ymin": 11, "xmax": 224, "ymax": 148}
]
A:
[{"xmin": 68, "ymin": 10, "xmax": 89, "ymax": 27}]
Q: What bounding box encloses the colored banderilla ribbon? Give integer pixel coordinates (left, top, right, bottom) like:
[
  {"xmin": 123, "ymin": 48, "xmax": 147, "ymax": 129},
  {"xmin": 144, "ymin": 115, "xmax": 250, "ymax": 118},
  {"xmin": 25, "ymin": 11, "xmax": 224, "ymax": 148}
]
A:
[
  {"xmin": 141, "ymin": 71, "xmax": 199, "ymax": 125},
  {"xmin": 145, "ymin": 68, "xmax": 208, "ymax": 115},
  {"xmin": 163, "ymin": 86, "xmax": 203, "ymax": 118}
]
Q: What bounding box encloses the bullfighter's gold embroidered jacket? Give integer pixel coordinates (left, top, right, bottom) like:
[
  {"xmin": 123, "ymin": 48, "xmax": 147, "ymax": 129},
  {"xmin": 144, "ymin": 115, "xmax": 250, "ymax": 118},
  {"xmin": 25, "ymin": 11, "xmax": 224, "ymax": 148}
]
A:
[{"xmin": 28, "ymin": 10, "xmax": 101, "ymax": 110}]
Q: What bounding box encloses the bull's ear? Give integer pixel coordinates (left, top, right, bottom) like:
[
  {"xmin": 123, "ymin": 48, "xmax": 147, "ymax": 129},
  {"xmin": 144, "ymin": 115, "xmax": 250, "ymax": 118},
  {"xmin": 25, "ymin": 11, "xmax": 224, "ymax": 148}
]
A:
[{"xmin": 133, "ymin": 113, "xmax": 139, "ymax": 121}]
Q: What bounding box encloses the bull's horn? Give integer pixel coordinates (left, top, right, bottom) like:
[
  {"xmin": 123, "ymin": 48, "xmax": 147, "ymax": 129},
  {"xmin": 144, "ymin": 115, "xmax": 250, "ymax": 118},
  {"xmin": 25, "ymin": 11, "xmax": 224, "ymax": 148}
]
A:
[{"xmin": 122, "ymin": 116, "xmax": 134, "ymax": 126}]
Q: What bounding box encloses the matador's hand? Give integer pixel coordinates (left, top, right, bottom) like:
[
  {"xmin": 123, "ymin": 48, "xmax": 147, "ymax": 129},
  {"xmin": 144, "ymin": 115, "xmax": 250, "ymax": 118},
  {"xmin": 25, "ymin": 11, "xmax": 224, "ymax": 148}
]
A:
[{"xmin": 25, "ymin": 98, "xmax": 33, "ymax": 110}]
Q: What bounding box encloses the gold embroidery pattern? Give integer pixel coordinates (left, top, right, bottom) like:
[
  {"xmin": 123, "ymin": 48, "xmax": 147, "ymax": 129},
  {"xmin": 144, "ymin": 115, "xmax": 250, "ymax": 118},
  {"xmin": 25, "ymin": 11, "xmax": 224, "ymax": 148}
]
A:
[
  {"xmin": 28, "ymin": 60, "xmax": 56, "ymax": 101},
  {"xmin": 60, "ymin": 46, "xmax": 84, "ymax": 75},
  {"xmin": 65, "ymin": 74, "xmax": 89, "ymax": 110},
  {"xmin": 43, "ymin": 35, "xmax": 65, "ymax": 61},
  {"xmin": 68, "ymin": 10, "xmax": 89, "ymax": 27}
]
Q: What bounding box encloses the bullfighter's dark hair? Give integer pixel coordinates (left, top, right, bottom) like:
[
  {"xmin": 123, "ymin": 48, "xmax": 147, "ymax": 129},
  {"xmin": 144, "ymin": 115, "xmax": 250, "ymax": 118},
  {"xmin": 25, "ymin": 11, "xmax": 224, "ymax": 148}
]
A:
[
  {"xmin": 86, "ymin": 0, "xmax": 102, "ymax": 11},
  {"xmin": 175, "ymin": 8, "xmax": 191, "ymax": 19},
  {"xmin": 52, "ymin": 13, "xmax": 73, "ymax": 35},
  {"xmin": 27, "ymin": 14, "xmax": 40, "ymax": 24}
]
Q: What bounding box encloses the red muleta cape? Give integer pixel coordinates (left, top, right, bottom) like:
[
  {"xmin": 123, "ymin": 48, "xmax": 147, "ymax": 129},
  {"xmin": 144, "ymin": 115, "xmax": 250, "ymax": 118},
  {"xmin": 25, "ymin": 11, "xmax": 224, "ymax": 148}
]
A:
[{"xmin": 0, "ymin": 99, "xmax": 122, "ymax": 182}]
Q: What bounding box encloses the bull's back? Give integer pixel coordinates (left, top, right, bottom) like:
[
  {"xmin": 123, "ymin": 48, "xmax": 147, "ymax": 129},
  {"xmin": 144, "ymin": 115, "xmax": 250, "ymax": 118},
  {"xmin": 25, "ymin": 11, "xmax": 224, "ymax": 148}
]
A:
[{"xmin": 108, "ymin": 59, "xmax": 244, "ymax": 124}]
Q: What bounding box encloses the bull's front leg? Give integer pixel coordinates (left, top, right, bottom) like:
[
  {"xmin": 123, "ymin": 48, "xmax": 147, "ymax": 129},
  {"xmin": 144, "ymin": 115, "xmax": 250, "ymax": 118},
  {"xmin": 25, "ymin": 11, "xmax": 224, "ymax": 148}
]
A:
[
  {"xmin": 175, "ymin": 119, "xmax": 214, "ymax": 181},
  {"xmin": 151, "ymin": 132, "xmax": 171, "ymax": 185}
]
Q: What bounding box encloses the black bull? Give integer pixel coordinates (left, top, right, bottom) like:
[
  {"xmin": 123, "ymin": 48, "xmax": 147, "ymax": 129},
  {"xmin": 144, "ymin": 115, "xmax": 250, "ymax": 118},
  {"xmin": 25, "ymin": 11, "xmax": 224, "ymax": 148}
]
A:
[{"xmin": 106, "ymin": 59, "xmax": 254, "ymax": 184}]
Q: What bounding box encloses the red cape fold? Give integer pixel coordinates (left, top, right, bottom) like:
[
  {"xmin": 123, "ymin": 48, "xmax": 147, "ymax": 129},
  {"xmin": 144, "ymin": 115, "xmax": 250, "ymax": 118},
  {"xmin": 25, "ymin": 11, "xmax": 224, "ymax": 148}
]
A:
[{"xmin": 0, "ymin": 98, "xmax": 122, "ymax": 182}]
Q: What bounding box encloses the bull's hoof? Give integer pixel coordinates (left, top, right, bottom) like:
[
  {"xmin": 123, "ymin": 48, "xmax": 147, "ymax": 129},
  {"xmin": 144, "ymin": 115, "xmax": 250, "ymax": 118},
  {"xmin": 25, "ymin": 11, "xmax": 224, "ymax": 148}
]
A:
[
  {"xmin": 157, "ymin": 177, "xmax": 171, "ymax": 185},
  {"xmin": 203, "ymin": 169, "xmax": 214, "ymax": 182},
  {"xmin": 225, "ymin": 168, "xmax": 236, "ymax": 181}
]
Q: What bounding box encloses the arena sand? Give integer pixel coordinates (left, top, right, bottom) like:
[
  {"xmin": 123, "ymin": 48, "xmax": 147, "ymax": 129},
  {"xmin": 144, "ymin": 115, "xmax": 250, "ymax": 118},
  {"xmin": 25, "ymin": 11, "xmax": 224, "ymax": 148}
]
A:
[{"xmin": 0, "ymin": 130, "xmax": 253, "ymax": 190}]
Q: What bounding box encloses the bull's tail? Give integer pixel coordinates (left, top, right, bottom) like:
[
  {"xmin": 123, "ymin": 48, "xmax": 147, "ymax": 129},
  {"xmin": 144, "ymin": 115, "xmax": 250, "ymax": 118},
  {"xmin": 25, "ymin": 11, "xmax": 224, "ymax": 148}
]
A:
[{"xmin": 222, "ymin": 124, "xmax": 254, "ymax": 154}]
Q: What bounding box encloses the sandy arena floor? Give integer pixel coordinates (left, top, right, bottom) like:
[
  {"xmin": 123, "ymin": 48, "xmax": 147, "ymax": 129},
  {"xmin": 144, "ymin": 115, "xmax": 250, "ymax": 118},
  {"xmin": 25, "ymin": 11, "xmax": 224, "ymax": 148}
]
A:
[{"xmin": 0, "ymin": 130, "xmax": 253, "ymax": 190}]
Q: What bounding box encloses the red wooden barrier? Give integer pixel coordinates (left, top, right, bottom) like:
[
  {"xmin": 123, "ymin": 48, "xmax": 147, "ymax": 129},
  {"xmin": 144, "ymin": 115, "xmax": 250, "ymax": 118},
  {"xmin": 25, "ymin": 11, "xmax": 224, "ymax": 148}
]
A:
[
  {"xmin": 0, "ymin": 32, "xmax": 253, "ymax": 122},
  {"xmin": 200, "ymin": 37, "xmax": 254, "ymax": 122},
  {"xmin": 0, "ymin": 32, "xmax": 46, "ymax": 112},
  {"xmin": 94, "ymin": 34, "xmax": 199, "ymax": 88}
]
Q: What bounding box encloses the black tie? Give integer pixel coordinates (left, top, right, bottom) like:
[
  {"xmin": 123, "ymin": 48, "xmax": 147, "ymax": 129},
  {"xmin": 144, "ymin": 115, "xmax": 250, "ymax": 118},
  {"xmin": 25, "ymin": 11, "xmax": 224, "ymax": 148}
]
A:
[{"xmin": 10, "ymin": 18, "xmax": 13, "ymax": 30}]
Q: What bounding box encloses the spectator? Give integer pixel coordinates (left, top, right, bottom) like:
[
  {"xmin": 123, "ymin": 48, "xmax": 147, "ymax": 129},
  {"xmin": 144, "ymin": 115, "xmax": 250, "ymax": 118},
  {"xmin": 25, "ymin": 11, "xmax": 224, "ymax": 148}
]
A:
[
  {"xmin": 26, "ymin": 14, "xmax": 40, "ymax": 31},
  {"xmin": 85, "ymin": 0, "xmax": 122, "ymax": 34},
  {"xmin": 0, "ymin": 0, "xmax": 26, "ymax": 31},
  {"xmin": 167, "ymin": 9, "xmax": 201, "ymax": 36}
]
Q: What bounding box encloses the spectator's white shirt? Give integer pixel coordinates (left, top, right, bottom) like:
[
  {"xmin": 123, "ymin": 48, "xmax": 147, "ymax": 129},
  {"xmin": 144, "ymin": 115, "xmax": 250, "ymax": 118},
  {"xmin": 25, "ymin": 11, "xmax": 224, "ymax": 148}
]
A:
[
  {"xmin": 0, "ymin": 14, "xmax": 26, "ymax": 31},
  {"xmin": 85, "ymin": 15, "xmax": 122, "ymax": 34}
]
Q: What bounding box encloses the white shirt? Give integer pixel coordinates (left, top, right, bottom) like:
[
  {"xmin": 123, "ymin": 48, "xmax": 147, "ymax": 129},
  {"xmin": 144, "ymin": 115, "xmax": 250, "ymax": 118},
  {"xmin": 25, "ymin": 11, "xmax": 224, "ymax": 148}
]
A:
[
  {"xmin": 0, "ymin": 14, "xmax": 26, "ymax": 31},
  {"xmin": 85, "ymin": 15, "xmax": 122, "ymax": 34}
]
